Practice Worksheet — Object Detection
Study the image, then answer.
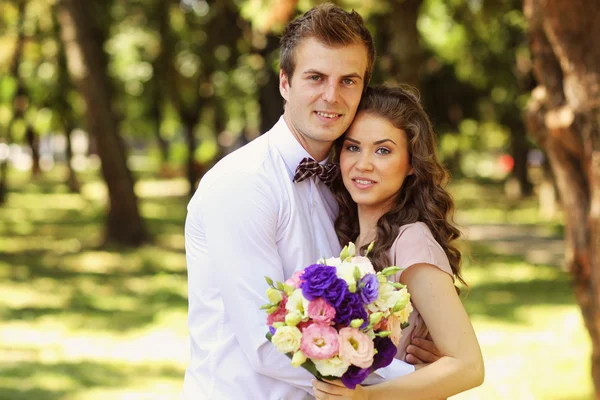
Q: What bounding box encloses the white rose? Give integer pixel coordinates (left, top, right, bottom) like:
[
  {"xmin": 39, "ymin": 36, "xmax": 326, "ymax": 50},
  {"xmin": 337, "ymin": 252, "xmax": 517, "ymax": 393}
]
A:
[
  {"xmin": 271, "ymin": 326, "xmax": 302, "ymax": 354},
  {"xmin": 313, "ymin": 356, "xmax": 351, "ymax": 377}
]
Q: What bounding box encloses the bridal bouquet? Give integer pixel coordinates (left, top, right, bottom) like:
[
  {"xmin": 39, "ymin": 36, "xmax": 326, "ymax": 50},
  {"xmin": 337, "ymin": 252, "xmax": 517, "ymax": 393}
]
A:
[{"xmin": 261, "ymin": 242, "xmax": 413, "ymax": 389}]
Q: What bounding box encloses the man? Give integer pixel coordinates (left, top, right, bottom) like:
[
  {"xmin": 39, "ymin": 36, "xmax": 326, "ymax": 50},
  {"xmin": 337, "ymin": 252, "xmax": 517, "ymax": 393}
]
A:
[{"xmin": 183, "ymin": 4, "xmax": 437, "ymax": 399}]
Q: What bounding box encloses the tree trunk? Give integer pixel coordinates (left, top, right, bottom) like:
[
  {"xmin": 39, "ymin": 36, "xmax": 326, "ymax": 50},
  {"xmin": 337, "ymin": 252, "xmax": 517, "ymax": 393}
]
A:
[
  {"xmin": 150, "ymin": 92, "xmax": 169, "ymax": 168},
  {"xmin": 26, "ymin": 126, "xmax": 41, "ymax": 178},
  {"xmin": 182, "ymin": 119, "xmax": 198, "ymax": 196},
  {"xmin": 374, "ymin": 0, "xmax": 424, "ymax": 87},
  {"xmin": 508, "ymin": 124, "xmax": 533, "ymax": 198},
  {"xmin": 64, "ymin": 125, "xmax": 80, "ymax": 192},
  {"xmin": 150, "ymin": 0, "xmax": 170, "ymax": 171},
  {"xmin": 257, "ymin": 32, "xmax": 284, "ymax": 134},
  {"xmin": 53, "ymin": 4, "xmax": 80, "ymax": 193},
  {"xmin": 0, "ymin": 119, "xmax": 12, "ymax": 204},
  {"xmin": 0, "ymin": 0, "xmax": 27, "ymax": 205},
  {"xmin": 524, "ymin": 0, "xmax": 600, "ymax": 396},
  {"xmin": 58, "ymin": 0, "xmax": 147, "ymax": 246}
]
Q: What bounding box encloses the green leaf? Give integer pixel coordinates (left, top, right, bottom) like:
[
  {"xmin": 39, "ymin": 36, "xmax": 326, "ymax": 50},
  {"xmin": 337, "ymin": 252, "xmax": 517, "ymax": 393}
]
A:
[
  {"xmin": 380, "ymin": 266, "xmax": 401, "ymax": 276},
  {"xmin": 365, "ymin": 241, "xmax": 375, "ymax": 257},
  {"xmin": 350, "ymin": 318, "xmax": 364, "ymax": 328},
  {"xmin": 266, "ymin": 306, "xmax": 279, "ymax": 314},
  {"xmin": 340, "ymin": 245, "xmax": 349, "ymax": 261},
  {"xmin": 353, "ymin": 266, "xmax": 361, "ymax": 281}
]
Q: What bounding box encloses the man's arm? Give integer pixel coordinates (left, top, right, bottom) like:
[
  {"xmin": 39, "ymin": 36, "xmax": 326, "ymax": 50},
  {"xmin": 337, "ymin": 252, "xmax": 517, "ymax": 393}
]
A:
[{"xmin": 189, "ymin": 172, "xmax": 313, "ymax": 392}]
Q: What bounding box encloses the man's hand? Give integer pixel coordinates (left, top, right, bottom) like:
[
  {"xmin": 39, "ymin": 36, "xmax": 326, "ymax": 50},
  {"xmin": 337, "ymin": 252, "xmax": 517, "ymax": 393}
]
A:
[{"xmin": 405, "ymin": 335, "xmax": 442, "ymax": 365}]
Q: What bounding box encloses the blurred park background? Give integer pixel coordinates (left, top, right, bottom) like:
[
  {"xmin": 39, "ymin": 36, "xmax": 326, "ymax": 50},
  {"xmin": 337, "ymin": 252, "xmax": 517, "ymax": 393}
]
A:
[{"xmin": 0, "ymin": 0, "xmax": 597, "ymax": 399}]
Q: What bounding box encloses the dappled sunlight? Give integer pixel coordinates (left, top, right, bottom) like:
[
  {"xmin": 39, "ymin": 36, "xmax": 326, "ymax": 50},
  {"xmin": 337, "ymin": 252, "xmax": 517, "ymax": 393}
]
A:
[
  {"xmin": 0, "ymin": 174, "xmax": 588, "ymax": 399},
  {"xmin": 154, "ymin": 233, "xmax": 185, "ymax": 252},
  {"xmin": 0, "ymin": 236, "xmax": 84, "ymax": 255},
  {"xmin": 135, "ymin": 178, "xmax": 189, "ymax": 198},
  {"xmin": 454, "ymin": 307, "xmax": 591, "ymax": 400},
  {"xmin": 450, "ymin": 180, "xmax": 564, "ymax": 227},
  {"xmin": 5, "ymin": 192, "xmax": 89, "ymax": 211},
  {"xmin": 60, "ymin": 251, "xmax": 137, "ymax": 274},
  {"xmin": 0, "ymin": 279, "xmax": 70, "ymax": 309},
  {"xmin": 80, "ymin": 181, "xmax": 107, "ymax": 203},
  {"xmin": 0, "ymin": 360, "xmax": 185, "ymax": 400}
]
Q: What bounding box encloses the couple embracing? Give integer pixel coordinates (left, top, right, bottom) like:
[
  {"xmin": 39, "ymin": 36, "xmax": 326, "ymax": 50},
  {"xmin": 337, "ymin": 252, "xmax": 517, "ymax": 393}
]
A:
[{"xmin": 183, "ymin": 3, "xmax": 484, "ymax": 399}]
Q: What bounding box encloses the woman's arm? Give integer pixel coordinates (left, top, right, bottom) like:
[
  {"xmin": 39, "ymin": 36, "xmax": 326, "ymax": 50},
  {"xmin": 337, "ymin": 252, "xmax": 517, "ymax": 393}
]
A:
[
  {"xmin": 313, "ymin": 263, "xmax": 484, "ymax": 400},
  {"xmin": 369, "ymin": 263, "xmax": 484, "ymax": 399}
]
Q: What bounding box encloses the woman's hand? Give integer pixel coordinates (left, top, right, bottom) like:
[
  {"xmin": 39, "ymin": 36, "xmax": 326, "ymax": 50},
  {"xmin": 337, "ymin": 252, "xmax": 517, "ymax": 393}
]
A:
[{"xmin": 312, "ymin": 379, "xmax": 369, "ymax": 400}]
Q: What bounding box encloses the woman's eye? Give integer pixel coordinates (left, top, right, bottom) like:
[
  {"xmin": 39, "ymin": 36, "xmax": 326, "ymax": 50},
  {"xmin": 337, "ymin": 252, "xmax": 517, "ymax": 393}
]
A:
[
  {"xmin": 376, "ymin": 147, "xmax": 391, "ymax": 155},
  {"xmin": 346, "ymin": 145, "xmax": 360, "ymax": 152}
]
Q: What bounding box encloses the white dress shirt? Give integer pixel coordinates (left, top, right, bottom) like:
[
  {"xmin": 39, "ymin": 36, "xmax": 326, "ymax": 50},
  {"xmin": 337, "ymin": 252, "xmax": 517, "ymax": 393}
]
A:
[{"xmin": 183, "ymin": 117, "xmax": 414, "ymax": 400}]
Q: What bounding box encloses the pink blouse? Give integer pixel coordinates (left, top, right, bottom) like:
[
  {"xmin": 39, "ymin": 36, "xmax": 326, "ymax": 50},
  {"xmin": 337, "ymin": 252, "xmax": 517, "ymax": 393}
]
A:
[{"xmin": 387, "ymin": 222, "xmax": 453, "ymax": 361}]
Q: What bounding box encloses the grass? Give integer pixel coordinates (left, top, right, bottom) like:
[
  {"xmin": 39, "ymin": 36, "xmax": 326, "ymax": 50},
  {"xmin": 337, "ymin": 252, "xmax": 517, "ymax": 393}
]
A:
[{"xmin": 0, "ymin": 168, "xmax": 593, "ymax": 399}]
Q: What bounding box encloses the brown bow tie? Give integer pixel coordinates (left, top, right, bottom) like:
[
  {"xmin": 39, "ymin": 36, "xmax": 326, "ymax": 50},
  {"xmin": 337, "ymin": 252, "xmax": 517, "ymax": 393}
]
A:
[{"xmin": 293, "ymin": 157, "xmax": 338, "ymax": 187}]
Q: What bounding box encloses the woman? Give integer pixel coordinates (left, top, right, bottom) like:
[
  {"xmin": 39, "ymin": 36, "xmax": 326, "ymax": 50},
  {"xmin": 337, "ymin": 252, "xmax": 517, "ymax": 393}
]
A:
[{"xmin": 313, "ymin": 85, "xmax": 484, "ymax": 399}]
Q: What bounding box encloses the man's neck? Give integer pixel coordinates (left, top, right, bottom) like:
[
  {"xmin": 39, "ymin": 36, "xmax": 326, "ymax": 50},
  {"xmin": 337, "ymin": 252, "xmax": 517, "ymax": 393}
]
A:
[{"xmin": 282, "ymin": 114, "xmax": 333, "ymax": 162}]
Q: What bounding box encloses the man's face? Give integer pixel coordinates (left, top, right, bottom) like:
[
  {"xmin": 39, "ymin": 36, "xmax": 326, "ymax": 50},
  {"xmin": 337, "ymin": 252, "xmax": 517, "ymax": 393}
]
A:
[{"xmin": 280, "ymin": 37, "xmax": 368, "ymax": 161}]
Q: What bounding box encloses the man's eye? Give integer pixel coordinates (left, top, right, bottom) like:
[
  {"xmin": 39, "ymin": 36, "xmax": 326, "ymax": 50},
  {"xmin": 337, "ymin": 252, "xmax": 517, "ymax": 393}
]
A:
[
  {"xmin": 376, "ymin": 147, "xmax": 391, "ymax": 155},
  {"xmin": 343, "ymin": 78, "xmax": 355, "ymax": 85},
  {"xmin": 309, "ymin": 75, "xmax": 321, "ymax": 81}
]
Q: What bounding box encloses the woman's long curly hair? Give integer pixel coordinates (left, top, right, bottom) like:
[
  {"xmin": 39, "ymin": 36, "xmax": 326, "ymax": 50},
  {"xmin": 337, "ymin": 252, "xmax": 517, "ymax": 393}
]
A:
[{"xmin": 332, "ymin": 85, "xmax": 466, "ymax": 286}]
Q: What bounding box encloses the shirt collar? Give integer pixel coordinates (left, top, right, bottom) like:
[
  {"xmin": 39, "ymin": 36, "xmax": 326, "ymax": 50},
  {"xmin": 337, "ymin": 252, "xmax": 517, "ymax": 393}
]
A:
[{"xmin": 270, "ymin": 116, "xmax": 334, "ymax": 179}]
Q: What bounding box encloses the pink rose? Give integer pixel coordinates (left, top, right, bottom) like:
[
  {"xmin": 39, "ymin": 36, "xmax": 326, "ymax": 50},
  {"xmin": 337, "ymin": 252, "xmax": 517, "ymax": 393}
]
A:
[
  {"xmin": 300, "ymin": 324, "xmax": 339, "ymax": 360},
  {"xmin": 307, "ymin": 298, "xmax": 336, "ymax": 325},
  {"xmin": 338, "ymin": 327, "xmax": 375, "ymax": 369},
  {"xmin": 285, "ymin": 270, "xmax": 305, "ymax": 288},
  {"xmin": 267, "ymin": 296, "xmax": 288, "ymax": 326}
]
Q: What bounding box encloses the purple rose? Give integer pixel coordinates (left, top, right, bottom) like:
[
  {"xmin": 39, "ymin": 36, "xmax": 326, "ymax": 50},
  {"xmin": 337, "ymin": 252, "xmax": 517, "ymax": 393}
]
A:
[
  {"xmin": 322, "ymin": 278, "xmax": 348, "ymax": 308},
  {"xmin": 334, "ymin": 292, "xmax": 368, "ymax": 327},
  {"xmin": 358, "ymin": 274, "xmax": 379, "ymax": 304},
  {"xmin": 268, "ymin": 326, "xmax": 276, "ymax": 336},
  {"xmin": 341, "ymin": 365, "xmax": 371, "ymax": 389},
  {"xmin": 300, "ymin": 264, "xmax": 338, "ymax": 301},
  {"xmin": 371, "ymin": 337, "xmax": 397, "ymax": 370}
]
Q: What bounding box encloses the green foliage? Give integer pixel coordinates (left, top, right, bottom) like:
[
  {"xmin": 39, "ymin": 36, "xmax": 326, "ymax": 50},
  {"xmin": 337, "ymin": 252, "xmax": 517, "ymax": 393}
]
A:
[{"xmin": 417, "ymin": 0, "xmax": 533, "ymax": 177}]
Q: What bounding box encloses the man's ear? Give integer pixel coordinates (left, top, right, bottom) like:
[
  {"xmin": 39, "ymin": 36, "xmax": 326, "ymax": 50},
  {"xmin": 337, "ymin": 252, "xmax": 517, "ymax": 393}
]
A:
[{"xmin": 279, "ymin": 70, "xmax": 290, "ymax": 101}]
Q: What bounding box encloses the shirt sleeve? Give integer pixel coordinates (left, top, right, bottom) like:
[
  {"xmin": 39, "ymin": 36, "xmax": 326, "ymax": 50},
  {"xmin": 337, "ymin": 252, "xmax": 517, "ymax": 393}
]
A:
[
  {"xmin": 393, "ymin": 223, "xmax": 453, "ymax": 280},
  {"xmin": 188, "ymin": 171, "xmax": 314, "ymax": 393}
]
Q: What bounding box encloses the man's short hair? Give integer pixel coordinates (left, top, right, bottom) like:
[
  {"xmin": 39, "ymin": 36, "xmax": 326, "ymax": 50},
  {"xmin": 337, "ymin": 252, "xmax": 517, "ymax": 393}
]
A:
[{"xmin": 280, "ymin": 3, "xmax": 375, "ymax": 89}]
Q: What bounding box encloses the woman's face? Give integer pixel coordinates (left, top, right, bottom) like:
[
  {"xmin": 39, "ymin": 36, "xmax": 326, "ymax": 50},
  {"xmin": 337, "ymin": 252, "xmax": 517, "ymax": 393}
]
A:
[{"xmin": 340, "ymin": 111, "xmax": 413, "ymax": 215}]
